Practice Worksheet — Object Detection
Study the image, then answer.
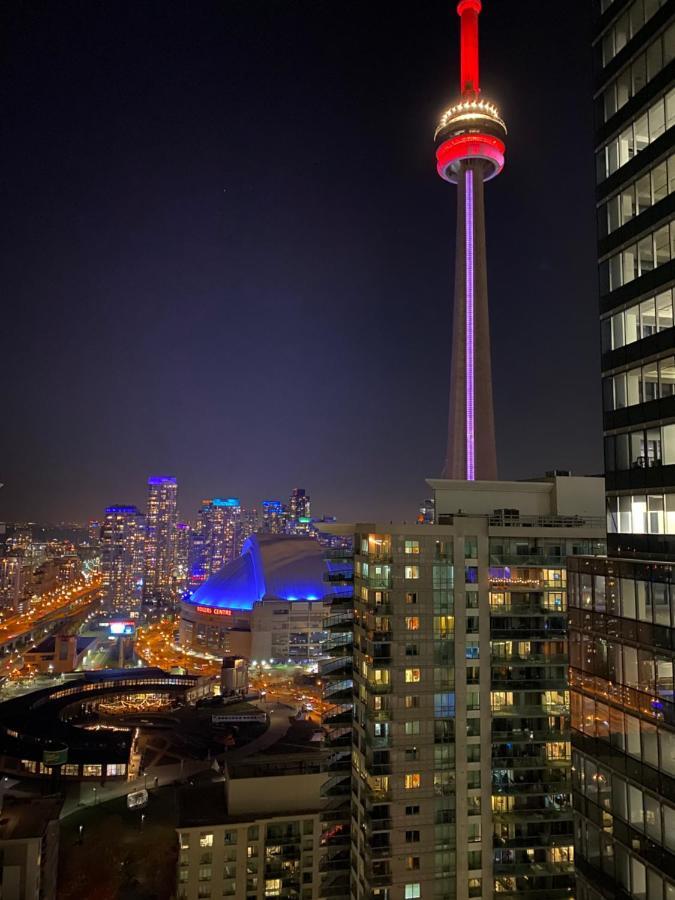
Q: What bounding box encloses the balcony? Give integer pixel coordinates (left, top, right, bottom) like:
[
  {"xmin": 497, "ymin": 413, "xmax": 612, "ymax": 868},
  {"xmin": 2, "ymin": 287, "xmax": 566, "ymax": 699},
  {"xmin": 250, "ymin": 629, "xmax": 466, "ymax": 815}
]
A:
[
  {"xmin": 320, "ymin": 655, "xmax": 352, "ymax": 677},
  {"xmin": 323, "ymin": 703, "xmax": 352, "ymax": 725}
]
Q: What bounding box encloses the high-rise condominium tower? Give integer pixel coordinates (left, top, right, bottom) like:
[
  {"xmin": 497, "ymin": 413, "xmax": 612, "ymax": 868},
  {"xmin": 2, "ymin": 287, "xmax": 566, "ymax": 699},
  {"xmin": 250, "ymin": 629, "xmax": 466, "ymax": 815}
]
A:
[
  {"xmin": 570, "ymin": 3, "xmax": 675, "ymax": 899},
  {"xmin": 350, "ymin": 477, "xmax": 605, "ymax": 900},
  {"xmin": 188, "ymin": 498, "xmax": 242, "ymax": 587},
  {"xmin": 101, "ymin": 505, "xmax": 145, "ymax": 615},
  {"xmin": 435, "ymin": 0, "xmax": 505, "ymax": 480},
  {"xmin": 143, "ymin": 476, "xmax": 178, "ymax": 604}
]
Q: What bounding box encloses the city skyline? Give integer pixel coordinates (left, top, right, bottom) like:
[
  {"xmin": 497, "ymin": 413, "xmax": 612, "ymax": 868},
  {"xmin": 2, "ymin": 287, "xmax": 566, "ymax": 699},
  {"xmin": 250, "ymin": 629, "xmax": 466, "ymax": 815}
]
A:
[{"xmin": 1, "ymin": 0, "xmax": 601, "ymax": 525}]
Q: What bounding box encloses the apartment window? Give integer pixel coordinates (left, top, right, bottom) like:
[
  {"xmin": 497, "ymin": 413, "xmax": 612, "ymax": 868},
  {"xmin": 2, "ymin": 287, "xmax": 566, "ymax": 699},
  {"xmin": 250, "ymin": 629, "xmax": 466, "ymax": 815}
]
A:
[
  {"xmin": 224, "ymin": 831, "xmax": 237, "ymax": 845},
  {"xmin": 464, "ymin": 536, "xmax": 478, "ymax": 558},
  {"xmin": 200, "ymin": 833, "xmax": 214, "ymax": 848},
  {"xmin": 405, "ymin": 855, "xmax": 420, "ymax": 871},
  {"xmin": 405, "ymin": 695, "xmax": 419, "ymax": 709},
  {"xmin": 434, "ymin": 693, "xmax": 456, "ymax": 717},
  {"xmin": 602, "ymin": 24, "xmax": 675, "ymax": 123},
  {"xmin": 405, "ymin": 805, "xmax": 420, "ymax": 815},
  {"xmin": 598, "ymin": 88, "xmax": 675, "ymax": 181},
  {"xmin": 468, "ymin": 877, "xmax": 482, "ymax": 898},
  {"xmin": 405, "ymin": 832, "xmax": 421, "ymax": 844},
  {"xmin": 405, "ymin": 540, "xmax": 420, "ymax": 555},
  {"xmin": 465, "ymin": 566, "xmax": 478, "ymax": 584},
  {"xmin": 405, "ymin": 616, "xmax": 420, "ymax": 631},
  {"xmin": 265, "ymin": 879, "xmax": 282, "ymax": 897},
  {"xmin": 433, "ymin": 615, "xmax": 454, "ymax": 638},
  {"xmin": 405, "ymin": 565, "xmax": 420, "ymax": 580},
  {"xmin": 405, "ymin": 644, "xmax": 419, "ymax": 657},
  {"xmin": 405, "ymin": 721, "xmax": 421, "ymax": 735},
  {"xmin": 405, "ymin": 668, "xmax": 421, "ymax": 683},
  {"xmin": 603, "ymin": 222, "xmax": 675, "ymax": 291},
  {"xmin": 198, "ymin": 865, "xmax": 212, "ymax": 881},
  {"xmin": 405, "ymin": 747, "xmax": 419, "ymax": 761},
  {"xmin": 465, "ymin": 641, "xmax": 479, "ymax": 659},
  {"xmin": 404, "ymin": 773, "xmax": 421, "ymax": 790},
  {"xmin": 467, "ymin": 771, "xmax": 481, "ymax": 789}
]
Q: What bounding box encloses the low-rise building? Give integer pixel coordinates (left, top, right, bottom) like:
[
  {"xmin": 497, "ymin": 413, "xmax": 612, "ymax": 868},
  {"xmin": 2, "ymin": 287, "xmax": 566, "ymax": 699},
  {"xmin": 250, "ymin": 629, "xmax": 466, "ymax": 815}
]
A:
[
  {"xmin": 0, "ymin": 796, "xmax": 62, "ymax": 900},
  {"xmin": 176, "ymin": 720, "xmax": 328, "ymax": 900}
]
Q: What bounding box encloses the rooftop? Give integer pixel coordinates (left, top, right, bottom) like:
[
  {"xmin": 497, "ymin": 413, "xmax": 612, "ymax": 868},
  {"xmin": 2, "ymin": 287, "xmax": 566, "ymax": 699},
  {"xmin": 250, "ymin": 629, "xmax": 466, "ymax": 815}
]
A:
[{"xmin": 0, "ymin": 796, "xmax": 62, "ymax": 840}]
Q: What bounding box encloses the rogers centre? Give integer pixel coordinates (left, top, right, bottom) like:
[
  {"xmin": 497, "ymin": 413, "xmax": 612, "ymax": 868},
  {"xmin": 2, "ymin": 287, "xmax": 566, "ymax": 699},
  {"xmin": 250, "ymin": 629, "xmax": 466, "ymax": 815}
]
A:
[{"xmin": 179, "ymin": 535, "xmax": 331, "ymax": 663}]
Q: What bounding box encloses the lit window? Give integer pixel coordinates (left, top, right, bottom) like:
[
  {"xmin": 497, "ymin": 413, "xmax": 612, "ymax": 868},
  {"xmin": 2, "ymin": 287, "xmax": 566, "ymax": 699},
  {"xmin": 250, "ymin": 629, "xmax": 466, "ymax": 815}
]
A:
[
  {"xmin": 405, "ymin": 668, "xmax": 421, "ymax": 683},
  {"xmin": 405, "ymin": 884, "xmax": 421, "ymax": 899},
  {"xmin": 404, "ymin": 773, "xmax": 421, "ymax": 790},
  {"xmin": 265, "ymin": 879, "xmax": 282, "ymax": 897},
  {"xmin": 180, "ymin": 833, "xmax": 190, "ymax": 850},
  {"xmin": 200, "ymin": 833, "xmax": 214, "ymax": 848},
  {"xmin": 405, "ymin": 616, "xmax": 420, "ymax": 631},
  {"xmin": 405, "ymin": 721, "xmax": 420, "ymax": 735},
  {"xmin": 405, "ymin": 566, "xmax": 420, "ymax": 580},
  {"xmin": 404, "ymin": 540, "xmax": 420, "ymax": 555}
]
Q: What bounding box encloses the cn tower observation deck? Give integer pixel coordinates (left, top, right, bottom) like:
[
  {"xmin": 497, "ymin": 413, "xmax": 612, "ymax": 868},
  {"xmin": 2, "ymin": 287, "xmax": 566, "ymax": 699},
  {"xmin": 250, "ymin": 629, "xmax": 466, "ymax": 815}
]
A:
[{"xmin": 436, "ymin": 0, "xmax": 506, "ymax": 481}]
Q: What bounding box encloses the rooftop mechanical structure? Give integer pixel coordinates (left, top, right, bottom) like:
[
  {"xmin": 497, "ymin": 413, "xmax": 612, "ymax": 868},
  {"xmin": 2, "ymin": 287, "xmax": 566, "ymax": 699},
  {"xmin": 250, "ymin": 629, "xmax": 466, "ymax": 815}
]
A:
[{"xmin": 436, "ymin": 0, "xmax": 506, "ymax": 481}]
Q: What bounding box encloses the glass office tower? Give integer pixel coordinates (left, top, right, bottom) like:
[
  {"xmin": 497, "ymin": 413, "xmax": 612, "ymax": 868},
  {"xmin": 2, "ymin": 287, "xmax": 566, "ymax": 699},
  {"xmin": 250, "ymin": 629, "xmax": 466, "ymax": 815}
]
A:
[{"xmin": 571, "ymin": 2, "xmax": 675, "ymax": 898}]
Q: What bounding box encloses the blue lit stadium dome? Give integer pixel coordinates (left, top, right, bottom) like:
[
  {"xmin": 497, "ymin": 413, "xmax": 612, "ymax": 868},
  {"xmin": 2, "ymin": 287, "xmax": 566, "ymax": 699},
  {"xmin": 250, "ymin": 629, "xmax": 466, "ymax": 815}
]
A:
[{"xmin": 186, "ymin": 535, "xmax": 329, "ymax": 612}]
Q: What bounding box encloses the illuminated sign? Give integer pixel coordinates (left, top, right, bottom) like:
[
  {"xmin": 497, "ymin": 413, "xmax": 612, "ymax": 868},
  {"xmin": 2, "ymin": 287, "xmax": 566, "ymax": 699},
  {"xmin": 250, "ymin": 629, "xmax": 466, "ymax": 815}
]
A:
[
  {"xmin": 212, "ymin": 498, "xmax": 240, "ymax": 508},
  {"xmin": 196, "ymin": 606, "xmax": 232, "ymax": 617},
  {"xmin": 109, "ymin": 621, "xmax": 135, "ymax": 636},
  {"xmin": 127, "ymin": 789, "xmax": 148, "ymax": 809},
  {"xmin": 43, "ymin": 747, "xmax": 68, "ymax": 767}
]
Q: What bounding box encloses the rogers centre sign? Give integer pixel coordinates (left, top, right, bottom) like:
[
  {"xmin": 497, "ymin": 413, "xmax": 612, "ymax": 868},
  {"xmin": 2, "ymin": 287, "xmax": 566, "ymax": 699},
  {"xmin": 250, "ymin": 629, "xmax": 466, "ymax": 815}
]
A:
[{"xmin": 195, "ymin": 605, "xmax": 232, "ymax": 617}]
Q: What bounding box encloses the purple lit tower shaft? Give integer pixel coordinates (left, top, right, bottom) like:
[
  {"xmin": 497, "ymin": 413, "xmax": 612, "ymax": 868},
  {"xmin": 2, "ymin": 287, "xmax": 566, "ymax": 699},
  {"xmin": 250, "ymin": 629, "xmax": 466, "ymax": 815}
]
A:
[{"xmin": 444, "ymin": 159, "xmax": 497, "ymax": 480}]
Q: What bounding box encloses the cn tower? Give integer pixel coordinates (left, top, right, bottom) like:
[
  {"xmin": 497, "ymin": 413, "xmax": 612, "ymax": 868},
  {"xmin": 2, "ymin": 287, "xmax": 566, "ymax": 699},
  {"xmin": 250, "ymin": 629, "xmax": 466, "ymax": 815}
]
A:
[{"xmin": 436, "ymin": 0, "xmax": 506, "ymax": 481}]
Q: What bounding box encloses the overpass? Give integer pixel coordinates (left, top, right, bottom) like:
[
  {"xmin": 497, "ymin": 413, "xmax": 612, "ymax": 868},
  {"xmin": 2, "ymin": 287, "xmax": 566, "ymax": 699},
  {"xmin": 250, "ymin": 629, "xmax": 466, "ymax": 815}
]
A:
[{"xmin": 0, "ymin": 580, "xmax": 104, "ymax": 656}]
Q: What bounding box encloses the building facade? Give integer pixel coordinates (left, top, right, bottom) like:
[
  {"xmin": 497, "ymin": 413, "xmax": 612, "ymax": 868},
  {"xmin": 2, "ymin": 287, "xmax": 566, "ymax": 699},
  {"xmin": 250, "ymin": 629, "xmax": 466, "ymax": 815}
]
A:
[
  {"xmin": 100, "ymin": 505, "xmax": 145, "ymax": 615},
  {"xmin": 571, "ymin": 3, "xmax": 675, "ymax": 899},
  {"xmin": 598, "ymin": 0, "xmax": 675, "ymax": 556},
  {"xmin": 350, "ymin": 477, "xmax": 605, "ymax": 900},
  {"xmin": 143, "ymin": 475, "xmax": 178, "ymax": 607},
  {"xmin": 188, "ymin": 498, "xmax": 242, "ymax": 588}
]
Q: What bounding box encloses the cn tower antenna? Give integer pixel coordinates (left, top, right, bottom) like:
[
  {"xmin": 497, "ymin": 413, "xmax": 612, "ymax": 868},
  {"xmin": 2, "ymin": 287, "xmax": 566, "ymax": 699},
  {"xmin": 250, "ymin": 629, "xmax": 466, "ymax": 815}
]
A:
[
  {"xmin": 458, "ymin": 0, "xmax": 481, "ymax": 98},
  {"xmin": 435, "ymin": 1, "xmax": 506, "ymax": 481}
]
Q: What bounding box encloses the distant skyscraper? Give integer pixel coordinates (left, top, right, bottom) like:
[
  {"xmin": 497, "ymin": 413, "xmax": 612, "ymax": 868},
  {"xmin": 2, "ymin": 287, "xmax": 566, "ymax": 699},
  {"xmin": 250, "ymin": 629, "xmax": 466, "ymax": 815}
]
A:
[
  {"xmin": 262, "ymin": 500, "xmax": 287, "ymax": 534},
  {"xmin": 187, "ymin": 499, "xmax": 242, "ymax": 588},
  {"xmin": 174, "ymin": 521, "xmax": 190, "ymax": 590},
  {"xmin": 101, "ymin": 505, "xmax": 145, "ymax": 614},
  {"xmin": 435, "ymin": 0, "xmax": 505, "ymax": 480},
  {"xmin": 289, "ymin": 487, "xmax": 311, "ymax": 533},
  {"xmin": 87, "ymin": 519, "xmax": 102, "ymax": 546},
  {"xmin": 143, "ymin": 476, "xmax": 178, "ymax": 605},
  {"xmin": 238, "ymin": 505, "xmax": 260, "ymax": 551}
]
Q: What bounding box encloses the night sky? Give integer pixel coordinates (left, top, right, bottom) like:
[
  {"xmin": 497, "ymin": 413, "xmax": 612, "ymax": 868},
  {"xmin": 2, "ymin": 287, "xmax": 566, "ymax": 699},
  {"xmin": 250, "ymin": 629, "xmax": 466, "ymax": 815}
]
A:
[{"xmin": 1, "ymin": 1, "xmax": 600, "ymax": 524}]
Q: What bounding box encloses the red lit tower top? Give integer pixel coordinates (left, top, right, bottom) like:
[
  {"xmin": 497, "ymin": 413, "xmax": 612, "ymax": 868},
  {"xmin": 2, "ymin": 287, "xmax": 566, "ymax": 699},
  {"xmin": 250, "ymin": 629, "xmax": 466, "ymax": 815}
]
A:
[{"xmin": 434, "ymin": 0, "xmax": 506, "ymax": 183}]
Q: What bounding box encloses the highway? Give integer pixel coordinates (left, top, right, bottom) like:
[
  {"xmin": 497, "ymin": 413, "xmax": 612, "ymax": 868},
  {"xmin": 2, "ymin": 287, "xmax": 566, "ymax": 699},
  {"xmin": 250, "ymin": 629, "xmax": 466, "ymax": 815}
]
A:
[{"xmin": 0, "ymin": 579, "xmax": 104, "ymax": 681}]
